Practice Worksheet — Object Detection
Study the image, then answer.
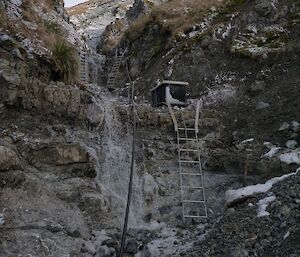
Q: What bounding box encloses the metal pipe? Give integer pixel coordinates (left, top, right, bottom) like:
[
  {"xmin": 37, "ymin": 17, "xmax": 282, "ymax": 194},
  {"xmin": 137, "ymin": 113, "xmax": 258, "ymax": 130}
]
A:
[{"xmin": 118, "ymin": 58, "xmax": 135, "ymax": 257}]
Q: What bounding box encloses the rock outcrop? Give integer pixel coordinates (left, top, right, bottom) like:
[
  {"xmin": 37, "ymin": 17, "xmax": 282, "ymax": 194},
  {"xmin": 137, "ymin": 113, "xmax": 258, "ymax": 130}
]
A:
[
  {"xmin": 0, "ymin": 144, "xmax": 21, "ymax": 171},
  {"xmin": 0, "ymin": 0, "xmax": 299, "ymax": 256}
]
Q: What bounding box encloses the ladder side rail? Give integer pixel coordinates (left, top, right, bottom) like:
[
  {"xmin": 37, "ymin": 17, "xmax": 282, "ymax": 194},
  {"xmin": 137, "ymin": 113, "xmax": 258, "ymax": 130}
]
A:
[
  {"xmin": 195, "ymin": 130, "xmax": 208, "ymax": 218},
  {"xmin": 167, "ymin": 101, "xmax": 178, "ymax": 132},
  {"xmin": 177, "ymin": 130, "xmax": 185, "ymax": 222},
  {"xmin": 195, "ymin": 99, "xmax": 203, "ymax": 134},
  {"xmin": 181, "ymin": 114, "xmax": 190, "ymax": 162}
]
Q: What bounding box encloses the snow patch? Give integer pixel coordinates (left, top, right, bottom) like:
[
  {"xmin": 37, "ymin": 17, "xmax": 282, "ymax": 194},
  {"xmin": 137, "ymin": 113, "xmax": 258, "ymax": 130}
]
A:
[
  {"xmin": 292, "ymin": 121, "xmax": 300, "ymax": 131},
  {"xmin": 225, "ymin": 171, "xmax": 298, "ymax": 205},
  {"xmin": 278, "ymin": 122, "xmax": 290, "ymax": 131},
  {"xmin": 241, "ymin": 138, "xmax": 255, "ymax": 144},
  {"xmin": 136, "ymin": 227, "xmax": 193, "ymax": 257},
  {"xmin": 257, "ymin": 195, "xmax": 276, "ymax": 217},
  {"xmin": 263, "ymin": 147, "xmax": 281, "ymax": 158},
  {"xmin": 279, "ymin": 150, "xmax": 300, "ymax": 165},
  {"xmin": 283, "ymin": 231, "xmax": 290, "ymax": 240},
  {"xmin": 286, "ymin": 140, "xmax": 297, "ymax": 149},
  {"xmin": 0, "ymin": 213, "xmax": 4, "ymax": 225}
]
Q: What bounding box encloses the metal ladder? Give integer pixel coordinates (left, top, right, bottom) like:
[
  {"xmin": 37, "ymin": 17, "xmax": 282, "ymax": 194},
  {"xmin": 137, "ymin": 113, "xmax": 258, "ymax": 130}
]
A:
[
  {"xmin": 106, "ymin": 49, "xmax": 126, "ymax": 90},
  {"xmin": 80, "ymin": 51, "xmax": 88, "ymax": 83},
  {"xmin": 168, "ymin": 100, "xmax": 208, "ymax": 222}
]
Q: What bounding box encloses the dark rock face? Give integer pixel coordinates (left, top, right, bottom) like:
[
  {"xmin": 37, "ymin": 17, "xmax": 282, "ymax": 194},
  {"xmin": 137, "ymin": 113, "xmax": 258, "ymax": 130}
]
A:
[
  {"xmin": 31, "ymin": 143, "xmax": 90, "ymax": 166},
  {"xmin": 0, "ymin": 0, "xmax": 299, "ymax": 256},
  {"xmin": 119, "ymin": 0, "xmax": 300, "ymax": 175},
  {"xmin": 181, "ymin": 172, "xmax": 300, "ymax": 257},
  {"xmin": 0, "ymin": 143, "xmax": 21, "ymax": 171},
  {"xmin": 126, "ymin": 0, "xmax": 146, "ymax": 22}
]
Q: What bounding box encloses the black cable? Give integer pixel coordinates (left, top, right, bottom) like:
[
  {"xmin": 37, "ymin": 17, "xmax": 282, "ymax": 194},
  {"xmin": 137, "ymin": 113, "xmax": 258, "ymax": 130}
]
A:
[{"xmin": 118, "ymin": 57, "xmax": 136, "ymax": 257}]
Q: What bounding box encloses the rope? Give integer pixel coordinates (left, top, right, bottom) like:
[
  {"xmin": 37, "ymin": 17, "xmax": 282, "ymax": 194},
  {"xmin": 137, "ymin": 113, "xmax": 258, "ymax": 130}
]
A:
[{"xmin": 118, "ymin": 57, "xmax": 136, "ymax": 257}]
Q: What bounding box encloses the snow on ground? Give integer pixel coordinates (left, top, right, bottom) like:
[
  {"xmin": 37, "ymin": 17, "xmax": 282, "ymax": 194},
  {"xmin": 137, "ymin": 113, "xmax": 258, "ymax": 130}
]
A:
[
  {"xmin": 256, "ymin": 195, "xmax": 276, "ymax": 217},
  {"xmin": 0, "ymin": 213, "xmax": 4, "ymax": 225},
  {"xmin": 283, "ymin": 231, "xmax": 290, "ymax": 240},
  {"xmin": 241, "ymin": 138, "xmax": 255, "ymax": 144},
  {"xmin": 134, "ymin": 225, "xmax": 202, "ymax": 257},
  {"xmin": 225, "ymin": 170, "xmax": 298, "ymax": 205},
  {"xmin": 263, "ymin": 147, "xmax": 281, "ymax": 158},
  {"xmin": 135, "ymin": 220, "xmax": 167, "ymax": 231},
  {"xmin": 148, "ymin": 228, "xmax": 193, "ymax": 257},
  {"xmin": 279, "ymin": 150, "xmax": 300, "ymax": 164}
]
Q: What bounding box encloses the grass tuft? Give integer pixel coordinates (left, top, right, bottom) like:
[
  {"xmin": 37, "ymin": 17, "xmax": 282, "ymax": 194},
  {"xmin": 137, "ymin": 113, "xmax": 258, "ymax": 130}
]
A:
[
  {"xmin": 44, "ymin": 20, "xmax": 62, "ymax": 35},
  {"xmin": 51, "ymin": 39, "xmax": 79, "ymax": 84}
]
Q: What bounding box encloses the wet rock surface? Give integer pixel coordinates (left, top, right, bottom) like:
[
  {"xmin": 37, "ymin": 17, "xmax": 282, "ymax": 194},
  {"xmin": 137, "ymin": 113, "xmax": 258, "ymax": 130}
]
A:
[{"xmin": 0, "ymin": 0, "xmax": 299, "ymax": 256}]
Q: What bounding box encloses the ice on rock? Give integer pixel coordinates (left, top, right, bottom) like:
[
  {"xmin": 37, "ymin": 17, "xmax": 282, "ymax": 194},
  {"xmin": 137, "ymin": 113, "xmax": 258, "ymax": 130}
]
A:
[
  {"xmin": 225, "ymin": 171, "xmax": 298, "ymax": 205},
  {"xmin": 285, "ymin": 140, "xmax": 297, "ymax": 149},
  {"xmin": 257, "ymin": 195, "xmax": 276, "ymax": 217},
  {"xmin": 292, "ymin": 121, "xmax": 300, "ymax": 131},
  {"xmin": 279, "ymin": 150, "xmax": 300, "ymax": 165},
  {"xmin": 278, "ymin": 122, "xmax": 290, "ymax": 131},
  {"xmin": 0, "ymin": 213, "xmax": 4, "ymax": 225},
  {"xmin": 283, "ymin": 231, "xmax": 290, "ymax": 240},
  {"xmin": 263, "ymin": 147, "xmax": 281, "ymax": 158},
  {"xmin": 143, "ymin": 173, "xmax": 159, "ymax": 202},
  {"xmin": 241, "ymin": 138, "xmax": 255, "ymax": 144}
]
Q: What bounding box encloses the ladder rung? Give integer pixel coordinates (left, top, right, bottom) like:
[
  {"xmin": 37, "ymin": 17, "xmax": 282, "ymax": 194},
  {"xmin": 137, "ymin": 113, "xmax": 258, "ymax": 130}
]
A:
[
  {"xmin": 181, "ymin": 173, "xmax": 202, "ymax": 176},
  {"xmin": 184, "ymin": 215, "xmax": 207, "ymax": 218},
  {"xmin": 179, "ymin": 149, "xmax": 198, "ymax": 152},
  {"xmin": 178, "ymin": 128, "xmax": 195, "ymax": 131},
  {"xmin": 183, "ymin": 200, "xmax": 205, "ymax": 203},
  {"xmin": 179, "ymin": 160, "xmax": 200, "ymax": 163},
  {"xmin": 178, "ymin": 138, "xmax": 196, "ymax": 141},
  {"xmin": 182, "ymin": 186, "xmax": 203, "ymax": 189}
]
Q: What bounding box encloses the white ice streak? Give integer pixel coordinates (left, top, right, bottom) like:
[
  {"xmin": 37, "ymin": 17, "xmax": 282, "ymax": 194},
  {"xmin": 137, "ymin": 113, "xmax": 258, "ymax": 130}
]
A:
[
  {"xmin": 279, "ymin": 150, "xmax": 300, "ymax": 165},
  {"xmin": 263, "ymin": 147, "xmax": 281, "ymax": 158},
  {"xmin": 257, "ymin": 195, "xmax": 276, "ymax": 217},
  {"xmin": 225, "ymin": 171, "xmax": 298, "ymax": 205}
]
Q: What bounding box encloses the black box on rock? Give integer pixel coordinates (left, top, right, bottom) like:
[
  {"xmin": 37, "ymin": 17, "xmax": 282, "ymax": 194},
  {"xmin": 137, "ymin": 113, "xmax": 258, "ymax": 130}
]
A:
[{"xmin": 150, "ymin": 80, "xmax": 189, "ymax": 107}]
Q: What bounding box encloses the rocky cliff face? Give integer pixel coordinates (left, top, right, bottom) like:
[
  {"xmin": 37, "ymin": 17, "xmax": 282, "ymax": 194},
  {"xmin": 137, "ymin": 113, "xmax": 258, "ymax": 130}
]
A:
[
  {"xmin": 0, "ymin": 0, "xmax": 299, "ymax": 257},
  {"xmin": 119, "ymin": 0, "xmax": 300, "ymax": 177},
  {"xmin": 68, "ymin": 0, "xmax": 166, "ymax": 51}
]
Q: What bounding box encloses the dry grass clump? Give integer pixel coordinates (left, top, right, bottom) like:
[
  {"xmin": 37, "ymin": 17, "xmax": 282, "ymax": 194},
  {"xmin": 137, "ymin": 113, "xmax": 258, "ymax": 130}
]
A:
[
  {"xmin": 0, "ymin": 8, "xmax": 9, "ymax": 29},
  {"xmin": 22, "ymin": 0, "xmax": 63, "ymax": 12},
  {"xmin": 152, "ymin": 0, "xmax": 228, "ymax": 36},
  {"xmin": 126, "ymin": 15, "xmax": 153, "ymax": 42},
  {"xmin": 67, "ymin": 4, "xmax": 90, "ymax": 16},
  {"xmin": 126, "ymin": 0, "xmax": 231, "ymax": 43},
  {"xmin": 17, "ymin": 0, "xmax": 65, "ymax": 49},
  {"xmin": 51, "ymin": 39, "xmax": 79, "ymax": 83}
]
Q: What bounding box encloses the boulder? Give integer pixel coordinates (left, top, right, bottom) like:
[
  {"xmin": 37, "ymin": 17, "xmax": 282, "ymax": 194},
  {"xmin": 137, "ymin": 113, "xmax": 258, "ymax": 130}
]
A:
[
  {"xmin": 143, "ymin": 173, "xmax": 159, "ymax": 204},
  {"xmin": 125, "ymin": 238, "xmax": 138, "ymax": 253},
  {"xmin": 254, "ymin": 0, "xmax": 273, "ymax": 17},
  {"xmin": 0, "ymin": 145, "xmax": 21, "ymax": 171},
  {"xmin": 31, "ymin": 143, "xmax": 89, "ymax": 166},
  {"xmin": 56, "ymin": 144, "xmax": 89, "ymax": 164},
  {"xmin": 256, "ymin": 101, "xmax": 270, "ymax": 110},
  {"xmin": 95, "ymin": 245, "xmax": 115, "ymax": 257},
  {"xmin": 0, "ymin": 34, "xmax": 17, "ymax": 50},
  {"xmin": 249, "ymin": 81, "xmax": 266, "ymax": 95}
]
